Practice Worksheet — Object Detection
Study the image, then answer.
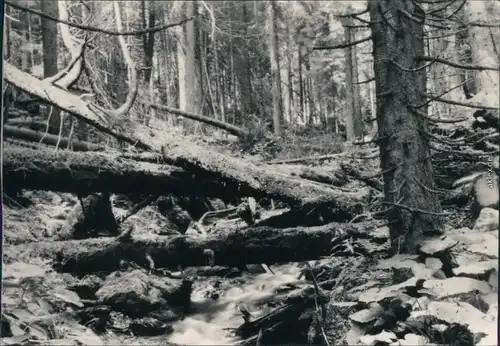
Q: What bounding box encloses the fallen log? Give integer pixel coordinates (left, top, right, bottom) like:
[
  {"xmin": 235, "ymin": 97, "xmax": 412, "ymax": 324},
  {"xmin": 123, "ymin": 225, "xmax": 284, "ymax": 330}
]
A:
[
  {"xmin": 148, "ymin": 103, "xmax": 249, "ymax": 138},
  {"xmin": 4, "ymin": 145, "xmax": 366, "ymax": 221},
  {"xmin": 12, "ymin": 222, "xmax": 386, "ymax": 275},
  {"xmin": 3, "ymin": 125, "xmax": 105, "ymax": 152},
  {"xmin": 5, "ymin": 64, "xmax": 366, "ymax": 217},
  {"xmin": 2, "ymin": 147, "xmax": 223, "ymax": 197},
  {"xmin": 149, "ymin": 136, "xmax": 368, "ymax": 220}
]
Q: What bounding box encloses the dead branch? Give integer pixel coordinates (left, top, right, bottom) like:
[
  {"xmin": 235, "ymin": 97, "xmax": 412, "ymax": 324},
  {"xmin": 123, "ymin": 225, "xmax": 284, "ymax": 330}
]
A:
[
  {"xmin": 313, "ymin": 36, "xmax": 372, "ymax": 51},
  {"xmin": 5, "ymin": 1, "xmax": 193, "ymax": 36},
  {"xmin": 148, "ymin": 103, "xmax": 249, "ymax": 138},
  {"xmin": 417, "ymin": 55, "xmax": 500, "ymax": 71}
]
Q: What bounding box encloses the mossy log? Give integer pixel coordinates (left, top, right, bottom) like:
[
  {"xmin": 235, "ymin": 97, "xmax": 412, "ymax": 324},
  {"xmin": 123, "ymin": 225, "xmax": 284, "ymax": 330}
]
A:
[
  {"xmin": 2, "ymin": 147, "xmax": 224, "ymax": 197},
  {"xmin": 4, "ymin": 146, "xmax": 367, "ymax": 221},
  {"xmin": 12, "ymin": 222, "xmax": 386, "ymax": 275}
]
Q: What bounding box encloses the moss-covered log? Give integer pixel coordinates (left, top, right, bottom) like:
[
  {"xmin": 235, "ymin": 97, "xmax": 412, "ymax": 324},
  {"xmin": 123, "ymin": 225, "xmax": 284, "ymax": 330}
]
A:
[
  {"xmin": 12, "ymin": 222, "xmax": 387, "ymax": 275},
  {"xmin": 4, "ymin": 146, "xmax": 367, "ymax": 221},
  {"xmin": 2, "ymin": 147, "xmax": 223, "ymax": 197},
  {"xmin": 146, "ymin": 137, "xmax": 369, "ymax": 221}
]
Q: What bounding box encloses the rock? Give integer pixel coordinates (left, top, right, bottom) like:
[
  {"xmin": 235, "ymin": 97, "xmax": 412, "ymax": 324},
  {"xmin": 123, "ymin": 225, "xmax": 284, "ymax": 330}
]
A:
[
  {"xmin": 68, "ymin": 275, "xmax": 103, "ymax": 300},
  {"xmin": 346, "ymin": 280, "xmax": 383, "ymax": 300},
  {"xmin": 391, "ymin": 333, "xmax": 429, "ymax": 345},
  {"xmin": 453, "ymin": 260, "xmax": 498, "ymax": 280},
  {"xmin": 376, "ymin": 255, "xmax": 434, "ymax": 279},
  {"xmin": 488, "ymin": 268, "xmax": 498, "ymax": 290},
  {"xmin": 129, "ymin": 317, "xmax": 173, "ymax": 336},
  {"xmin": 423, "ymin": 277, "xmax": 492, "ymax": 299},
  {"xmin": 349, "ymin": 303, "xmax": 384, "ymax": 324},
  {"xmin": 450, "ymin": 231, "xmax": 498, "ymax": 258},
  {"xmin": 411, "ymin": 301, "xmax": 496, "ymax": 338},
  {"xmin": 3, "ymin": 262, "xmax": 47, "ymax": 283},
  {"xmin": 96, "ymin": 270, "xmax": 192, "ymax": 318},
  {"xmin": 425, "ymin": 257, "xmax": 442, "ymax": 271},
  {"xmin": 359, "ymin": 330, "xmax": 397, "ymax": 345},
  {"xmin": 419, "ymin": 237, "xmax": 457, "ymax": 255},
  {"xmin": 391, "ymin": 267, "xmax": 414, "ymax": 284},
  {"xmin": 358, "ymin": 278, "xmax": 419, "ymax": 304},
  {"xmin": 473, "ymin": 208, "xmax": 499, "ymax": 233}
]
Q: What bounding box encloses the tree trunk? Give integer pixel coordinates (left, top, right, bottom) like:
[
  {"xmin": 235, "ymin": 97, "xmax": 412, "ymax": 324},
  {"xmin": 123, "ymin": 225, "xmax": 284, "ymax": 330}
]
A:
[
  {"xmin": 141, "ymin": 0, "xmax": 156, "ymax": 85},
  {"xmin": 234, "ymin": 2, "xmax": 256, "ymax": 117},
  {"xmin": 268, "ymin": 1, "xmax": 283, "ymax": 136},
  {"xmin": 343, "ymin": 10, "xmax": 363, "ymax": 140},
  {"xmin": 466, "ymin": 1, "xmax": 500, "ymax": 107},
  {"xmin": 298, "ymin": 45, "xmax": 304, "ymax": 121},
  {"xmin": 369, "ymin": 0, "xmax": 444, "ymax": 254},
  {"xmin": 16, "ymin": 222, "xmax": 381, "ymax": 275},
  {"xmin": 286, "ymin": 25, "xmax": 294, "ymax": 123},
  {"xmin": 180, "ymin": 0, "xmax": 203, "ymax": 132},
  {"xmin": 40, "ymin": 0, "xmax": 61, "ymax": 135}
]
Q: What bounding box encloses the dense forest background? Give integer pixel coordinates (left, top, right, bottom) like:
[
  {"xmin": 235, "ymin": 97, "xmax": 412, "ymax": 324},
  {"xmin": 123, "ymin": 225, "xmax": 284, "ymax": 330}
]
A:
[
  {"xmin": 4, "ymin": 0, "xmax": 498, "ymax": 141},
  {"xmin": 1, "ymin": 1, "xmax": 499, "ymax": 345}
]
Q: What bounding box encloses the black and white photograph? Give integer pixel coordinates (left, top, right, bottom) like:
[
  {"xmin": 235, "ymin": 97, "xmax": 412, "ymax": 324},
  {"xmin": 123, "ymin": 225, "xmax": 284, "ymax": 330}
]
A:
[{"xmin": 1, "ymin": 0, "xmax": 499, "ymax": 345}]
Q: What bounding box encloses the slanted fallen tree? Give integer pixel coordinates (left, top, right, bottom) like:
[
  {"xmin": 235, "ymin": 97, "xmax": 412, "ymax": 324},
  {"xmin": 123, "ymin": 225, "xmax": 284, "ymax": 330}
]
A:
[{"xmin": 12, "ymin": 222, "xmax": 386, "ymax": 275}]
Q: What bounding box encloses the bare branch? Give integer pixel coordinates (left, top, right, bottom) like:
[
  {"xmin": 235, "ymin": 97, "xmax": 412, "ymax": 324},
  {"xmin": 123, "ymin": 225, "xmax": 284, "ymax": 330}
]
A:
[
  {"xmin": 336, "ymin": 8, "xmax": 369, "ymax": 18},
  {"xmin": 355, "ymin": 77, "xmax": 375, "ymax": 85},
  {"xmin": 413, "ymin": 78, "xmax": 472, "ymax": 109},
  {"xmin": 148, "ymin": 104, "xmax": 249, "ymax": 138},
  {"xmin": 5, "ymin": 0, "xmax": 193, "ymax": 36},
  {"xmin": 424, "ymin": 94, "xmax": 499, "ymax": 110},
  {"xmin": 417, "ymin": 55, "xmax": 500, "ymax": 71},
  {"xmin": 313, "ymin": 35, "xmax": 372, "ymax": 51}
]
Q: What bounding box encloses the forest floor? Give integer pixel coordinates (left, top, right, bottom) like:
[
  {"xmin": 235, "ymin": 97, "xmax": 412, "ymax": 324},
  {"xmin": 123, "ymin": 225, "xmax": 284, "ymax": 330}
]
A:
[{"xmin": 1, "ymin": 132, "xmax": 498, "ymax": 346}]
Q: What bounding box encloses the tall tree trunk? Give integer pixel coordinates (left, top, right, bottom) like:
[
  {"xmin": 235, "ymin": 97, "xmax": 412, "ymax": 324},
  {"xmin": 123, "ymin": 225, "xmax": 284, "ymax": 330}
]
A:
[
  {"xmin": 369, "ymin": 0, "xmax": 443, "ymax": 254},
  {"xmin": 40, "ymin": 0, "xmax": 61, "ymax": 135},
  {"xmin": 268, "ymin": 1, "xmax": 283, "ymax": 136},
  {"xmin": 343, "ymin": 11, "xmax": 363, "ymax": 140},
  {"xmin": 286, "ymin": 24, "xmax": 294, "ymax": 124},
  {"xmin": 141, "ymin": 0, "xmax": 156, "ymax": 85},
  {"xmin": 466, "ymin": 0, "xmax": 500, "ymax": 106},
  {"xmin": 235, "ymin": 2, "xmax": 256, "ymax": 117},
  {"xmin": 4, "ymin": 6, "xmax": 10, "ymax": 60},
  {"xmin": 178, "ymin": 0, "xmax": 203, "ymax": 132},
  {"xmin": 298, "ymin": 45, "xmax": 304, "ymax": 121}
]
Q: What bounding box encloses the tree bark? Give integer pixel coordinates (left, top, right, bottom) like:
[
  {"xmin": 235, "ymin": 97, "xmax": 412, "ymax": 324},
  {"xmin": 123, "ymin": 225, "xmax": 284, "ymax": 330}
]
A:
[
  {"xmin": 15, "ymin": 222, "xmax": 383, "ymax": 274},
  {"xmin": 343, "ymin": 9, "xmax": 363, "ymax": 140},
  {"xmin": 40, "ymin": 0, "xmax": 61, "ymax": 134},
  {"xmin": 268, "ymin": 1, "xmax": 283, "ymax": 135},
  {"xmin": 178, "ymin": 0, "xmax": 203, "ymax": 131},
  {"xmin": 369, "ymin": 0, "xmax": 444, "ymax": 253}
]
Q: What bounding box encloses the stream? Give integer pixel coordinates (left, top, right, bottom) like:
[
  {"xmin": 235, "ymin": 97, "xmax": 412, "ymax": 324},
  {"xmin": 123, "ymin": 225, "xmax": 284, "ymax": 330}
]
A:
[{"xmin": 167, "ymin": 264, "xmax": 303, "ymax": 345}]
